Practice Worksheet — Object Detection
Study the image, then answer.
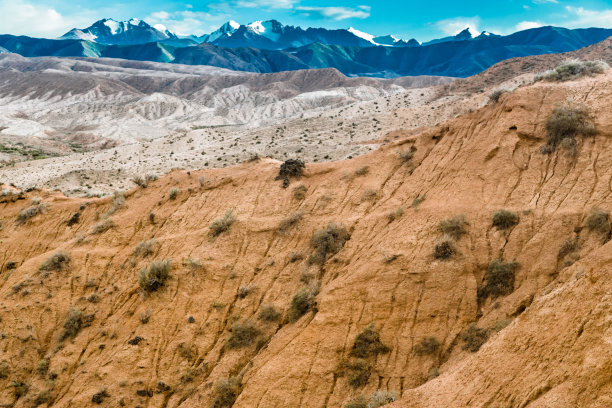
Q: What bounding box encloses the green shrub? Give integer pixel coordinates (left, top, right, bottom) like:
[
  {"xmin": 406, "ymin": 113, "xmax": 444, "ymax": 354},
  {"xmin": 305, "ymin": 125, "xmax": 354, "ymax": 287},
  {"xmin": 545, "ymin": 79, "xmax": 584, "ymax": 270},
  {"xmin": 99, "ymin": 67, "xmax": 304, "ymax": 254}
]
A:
[
  {"xmin": 438, "ymin": 215, "xmax": 468, "ymax": 240},
  {"xmin": 585, "ymin": 208, "xmax": 611, "ymax": 236},
  {"xmin": 213, "ymin": 376, "xmax": 242, "ymax": 408},
  {"xmin": 168, "ymin": 188, "xmax": 179, "ymax": 200},
  {"xmin": 289, "ymin": 287, "xmax": 318, "ymax": 322},
  {"xmin": 210, "ymin": 209, "xmax": 237, "ymax": 237},
  {"xmin": 492, "ymin": 210, "xmax": 519, "ymax": 230},
  {"xmin": 133, "ymin": 239, "xmax": 157, "ymax": 257},
  {"xmin": 293, "ymin": 184, "xmax": 308, "ymax": 200},
  {"xmin": 61, "ymin": 308, "xmax": 93, "ymax": 340},
  {"xmin": 39, "ymin": 251, "xmax": 70, "ymax": 272},
  {"xmin": 259, "ymin": 304, "xmax": 281, "ymax": 322},
  {"xmin": 414, "ymin": 336, "xmax": 440, "ymax": 356},
  {"xmin": 308, "ymin": 223, "xmax": 350, "ymax": 265},
  {"xmin": 544, "ymin": 105, "xmax": 596, "ymax": 153},
  {"xmin": 278, "ymin": 211, "xmax": 303, "ymax": 233},
  {"xmin": 537, "ymin": 59, "xmax": 609, "ymax": 82},
  {"xmin": 434, "ymin": 237, "xmax": 455, "ymax": 260},
  {"xmin": 461, "ymin": 324, "xmax": 489, "ymax": 352},
  {"xmin": 478, "ymin": 259, "xmax": 518, "ymax": 300},
  {"xmin": 350, "ymin": 323, "xmax": 390, "ymax": 358},
  {"xmin": 226, "ymin": 320, "xmax": 261, "ymax": 349},
  {"xmin": 138, "ymin": 260, "xmax": 171, "ymax": 292}
]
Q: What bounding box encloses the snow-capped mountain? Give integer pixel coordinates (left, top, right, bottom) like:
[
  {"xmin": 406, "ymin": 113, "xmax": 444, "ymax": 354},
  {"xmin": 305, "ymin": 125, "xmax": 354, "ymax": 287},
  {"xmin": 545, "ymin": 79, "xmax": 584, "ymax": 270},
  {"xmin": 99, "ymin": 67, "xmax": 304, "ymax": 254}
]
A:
[
  {"xmin": 198, "ymin": 20, "xmax": 240, "ymax": 43},
  {"xmin": 61, "ymin": 18, "xmax": 177, "ymax": 45}
]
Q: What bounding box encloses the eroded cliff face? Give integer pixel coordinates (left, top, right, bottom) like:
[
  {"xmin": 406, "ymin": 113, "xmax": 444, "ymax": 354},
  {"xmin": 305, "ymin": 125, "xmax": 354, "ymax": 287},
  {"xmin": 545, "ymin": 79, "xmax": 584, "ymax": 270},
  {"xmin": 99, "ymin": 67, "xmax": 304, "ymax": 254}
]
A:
[{"xmin": 0, "ymin": 72, "xmax": 611, "ymax": 408}]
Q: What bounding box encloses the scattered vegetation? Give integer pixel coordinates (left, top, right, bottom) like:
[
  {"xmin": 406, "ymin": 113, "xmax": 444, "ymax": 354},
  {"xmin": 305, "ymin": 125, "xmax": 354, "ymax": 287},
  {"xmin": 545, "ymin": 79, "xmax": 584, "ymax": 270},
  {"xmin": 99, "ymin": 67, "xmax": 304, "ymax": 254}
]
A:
[
  {"xmin": 478, "ymin": 259, "xmax": 519, "ymax": 300},
  {"xmin": 289, "ymin": 286, "xmax": 319, "ymax": 322},
  {"xmin": 276, "ymin": 159, "xmax": 305, "ymax": 188},
  {"xmin": 461, "ymin": 324, "xmax": 489, "ymax": 352},
  {"xmin": 411, "ymin": 194, "xmax": 426, "ymax": 208},
  {"xmin": 213, "ymin": 376, "xmax": 242, "ymax": 408},
  {"xmin": 355, "ymin": 166, "xmax": 369, "ymax": 176},
  {"xmin": 209, "ymin": 209, "xmax": 237, "ymax": 237},
  {"xmin": 585, "ymin": 208, "xmax": 611, "ymax": 238},
  {"xmin": 133, "ymin": 239, "xmax": 157, "ymax": 257},
  {"xmin": 0, "ymin": 361, "xmax": 9, "ymax": 379},
  {"xmin": 398, "ymin": 149, "xmax": 414, "ymax": 164},
  {"xmin": 91, "ymin": 218, "xmax": 115, "ymax": 234},
  {"xmin": 139, "ymin": 308, "xmax": 152, "ymax": 324},
  {"xmin": 60, "ymin": 308, "xmax": 93, "ymax": 341},
  {"xmin": 542, "ymin": 104, "xmax": 596, "ymax": 155},
  {"xmin": 237, "ymin": 284, "xmax": 256, "ymax": 299},
  {"xmin": 259, "ymin": 304, "xmax": 281, "ymax": 322},
  {"xmin": 368, "ymin": 390, "xmax": 397, "ymax": 408},
  {"xmin": 106, "ymin": 191, "xmax": 125, "ymax": 215},
  {"xmin": 132, "ymin": 174, "xmax": 158, "ymax": 189},
  {"xmin": 350, "ymin": 323, "xmax": 390, "ymax": 358},
  {"xmin": 33, "ymin": 389, "xmax": 54, "ymax": 406},
  {"xmin": 536, "ymin": 59, "xmax": 609, "ymax": 82},
  {"xmin": 288, "ymin": 251, "xmax": 304, "ymax": 263},
  {"xmin": 293, "ymin": 184, "xmax": 308, "ymax": 200},
  {"xmin": 168, "ymin": 188, "xmax": 180, "ymax": 200},
  {"xmin": 182, "ymin": 257, "xmax": 203, "ymax": 270},
  {"xmin": 91, "ymin": 389, "xmax": 109, "ymax": 404},
  {"xmin": 344, "ymin": 395, "xmax": 368, "ymax": 408},
  {"xmin": 278, "ymin": 211, "xmax": 303, "ymax": 233},
  {"xmin": 17, "ymin": 202, "xmax": 47, "ymax": 224},
  {"xmin": 138, "ymin": 260, "xmax": 171, "ymax": 292},
  {"xmin": 39, "ymin": 251, "xmax": 70, "ymax": 273},
  {"xmin": 339, "ymin": 358, "xmax": 371, "ymax": 388},
  {"xmin": 492, "ymin": 210, "xmax": 519, "ymax": 230},
  {"xmin": 12, "ymin": 381, "xmax": 29, "ymax": 399},
  {"xmin": 438, "ymin": 215, "xmax": 469, "ymax": 240},
  {"xmin": 488, "ymin": 88, "xmax": 506, "ymax": 103},
  {"xmin": 433, "ymin": 237, "xmax": 456, "ymax": 260},
  {"xmin": 226, "ymin": 320, "xmax": 261, "ymax": 349},
  {"xmin": 386, "ymin": 207, "xmax": 404, "ymax": 223},
  {"xmin": 308, "ymin": 223, "xmax": 351, "ymax": 265},
  {"xmin": 67, "ymin": 211, "xmax": 80, "ymax": 226},
  {"xmin": 361, "ymin": 188, "xmax": 378, "ymax": 202},
  {"xmin": 414, "ymin": 336, "xmax": 441, "ymax": 356}
]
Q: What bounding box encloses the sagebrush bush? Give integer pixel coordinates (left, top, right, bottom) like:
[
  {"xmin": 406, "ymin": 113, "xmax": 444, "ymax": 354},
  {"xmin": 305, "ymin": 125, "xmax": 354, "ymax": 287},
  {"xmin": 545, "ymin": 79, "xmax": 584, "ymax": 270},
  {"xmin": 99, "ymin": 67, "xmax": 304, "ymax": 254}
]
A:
[
  {"xmin": 344, "ymin": 395, "xmax": 367, "ymax": 408},
  {"xmin": 342, "ymin": 358, "xmax": 371, "ymax": 388},
  {"xmin": 478, "ymin": 259, "xmax": 518, "ymax": 300},
  {"xmin": 488, "ymin": 89, "xmax": 506, "ymax": 103},
  {"xmin": 0, "ymin": 361, "xmax": 9, "ymax": 379},
  {"xmin": 39, "ymin": 251, "xmax": 70, "ymax": 272},
  {"xmin": 492, "ymin": 210, "xmax": 519, "ymax": 230},
  {"xmin": 585, "ymin": 208, "xmax": 611, "ymax": 237},
  {"xmin": 537, "ymin": 59, "xmax": 609, "ymax": 82},
  {"xmin": 355, "ymin": 166, "xmax": 369, "ymax": 176},
  {"xmin": 168, "ymin": 188, "xmax": 179, "ymax": 200},
  {"xmin": 210, "ymin": 209, "xmax": 237, "ymax": 237},
  {"xmin": 226, "ymin": 320, "xmax": 261, "ymax": 349},
  {"xmin": 289, "ymin": 286, "xmax": 318, "ymax": 322},
  {"xmin": 414, "ymin": 336, "xmax": 441, "ymax": 356},
  {"xmin": 293, "ymin": 184, "xmax": 308, "ymax": 200},
  {"xmin": 398, "ymin": 149, "xmax": 414, "ymax": 163},
  {"xmin": 278, "ymin": 211, "xmax": 303, "ymax": 233},
  {"xmin": 368, "ymin": 390, "xmax": 397, "ymax": 408},
  {"xmin": 259, "ymin": 304, "xmax": 281, "ymax": 322},
  {"xmin": 386, "ymin": 207, "xmax": 404, "ymax": 223},
  {"xmin": 106, "ymin": 191, "xmax": 125, "ymax": 215},
  {"xmin": 33, "ymin": 389, "xmax": 53, "ymax": 406},
  {"xmin": 91, "ymin": 218, "xmax": 115, "ymax": 234},
  {"xmin": 544, "ymin": 105, "xmax": 596, "ymax": 154},
  {"xmin": 213, "ymin": 376, "xmax": 241, "ymax": 408},
  {"xmin": 461, "ymin": 324, "xmax": 489, "ymax": 352},
  {"xmin": 12, "ymin": 381, "xmax": 29, "ymax": 398},
  {"xmin": 434, "ymin": 237, "xmax": 455, "ymax": 260},
  {"xmin": 17, "ymin": 203, "xmax": 47, "ymax": 224},
  {"xmin": 276, "ymin": 159, "xmax": 305, "ymax": 188},
  {"xmin": 61, "ymin": 308, "xmax": 93, "ymax": 340},
  {"xmin": 133, "ymin": 239, "xmax": 157, "ymax": 257},
  {"xmin": 438, "ymin": 215, "xmax": 469, "ymax": 240},
  {"xmin": 350, "ymin": 323, "xmax": 390, "ymax": 358},
  {"xmin": 308, "ymin": 223, "xmax": 350, "ymax": 265},
  {"xmin": 138, "ymin": 260, "xmax": 171, "ymax": 292}
]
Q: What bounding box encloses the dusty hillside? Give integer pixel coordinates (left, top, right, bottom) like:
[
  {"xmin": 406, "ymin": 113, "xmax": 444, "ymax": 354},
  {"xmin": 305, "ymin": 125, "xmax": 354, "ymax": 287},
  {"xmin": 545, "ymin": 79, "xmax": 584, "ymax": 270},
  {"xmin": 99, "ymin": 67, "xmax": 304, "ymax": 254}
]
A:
[{"xmin": 0, "ymin": 70, "xmax": 611, "ymax": 408}]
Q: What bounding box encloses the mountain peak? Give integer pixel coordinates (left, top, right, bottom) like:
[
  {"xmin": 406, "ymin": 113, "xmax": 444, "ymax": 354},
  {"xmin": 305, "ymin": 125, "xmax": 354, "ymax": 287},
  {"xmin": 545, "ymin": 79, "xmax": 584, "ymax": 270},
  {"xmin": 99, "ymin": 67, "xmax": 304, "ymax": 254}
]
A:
[{"xmin": 60, "ymin": 18, "xmax": 176, "ymax": 45}]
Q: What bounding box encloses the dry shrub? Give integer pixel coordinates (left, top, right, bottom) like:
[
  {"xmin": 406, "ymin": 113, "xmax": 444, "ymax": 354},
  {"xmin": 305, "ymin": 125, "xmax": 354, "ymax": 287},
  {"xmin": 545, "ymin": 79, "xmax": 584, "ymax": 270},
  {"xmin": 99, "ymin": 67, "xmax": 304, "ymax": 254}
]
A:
[
  {"xmin": 106, "ymin": 191, "xmax": 125, "ymax": 215},
  {"xmin": 276, "ymin": 159, "xmax": 305, "ymax": 188},
  {"xmin": 461, "ymin": 324, "xmax": 489, "ymax": 352},
  {"xmin": 168, "ymin": 188, "xmax": 179, "ymax": 200},
  {"xmin": 414, "ymin": 336, "xmax": 441, "ymax": 356},
  {"xmin": 585, "ymin": 208, "xmax": 611, "ymax": 238},
  {"xmin": 0, "ymin": 361, "xmax": 9, "ymax": 379},
  {"xmin": 398, "ymin": 149, "xmax": 414, "ymax": 163},
  {"xmin": 544, "ymin": 104, "xmax": 596, "ymax": 154},
  {"xmin": 91, "ymin": 218, "xmax": 115, "ymax": 234},
  {"xmin": 17, "ymin": 203, "xmax": 47, "ymax": 224},
  {"xmin": 492, "ymin": 210, "xmax": 519, "ymax": 230},
  {"xmin": 537, "ymin": 59, "xmax": 609, "ymax": 82},
  {"xmin": 338, "ymin": 359, "xmax": 371, "ymax": 389},
  {"xmin": 91, "ymin": 389, "xmax": 109, "ymax": 404},
  {"xmin": 386, "ymin": 207, "xmax": 404, "ymax": 223},
  {"xmin": 210, "ymin": 209, "xmax": 237, "ymax": 237},
  {"xmin": 361, "ymin": 188, "xmax": 378, "ymax": 202},
  {"xmin": 237, "ymin": 284, "xmax": 256, "ymax": 299},
  {"xmin": 213, "ymin": 376, "xmax": 242, "ymax": 408},
  {"xmin": 39, "ymin": 251, "xmax": 70, "ymax": 272},
  {"xmin": 293, "ymin": 184, "xmax": 308, "ymax": 200},
  {"xmin": 411, "ymin": 194, "xmax": 426, "ymax": 208},
  {"xmin": 478, "ymin": 259, "xmax": 518, "ymax": 300},
  {"xmin": 61, "ymin": 308, "xmax": 93, "ymax": 340},
  {"xmin": 350, "ymin": 323, "xmax": 390, "ymax": 358},
  {"xmin": 308, "ymin": 223, "xmax": 350, "ymax": 265},
  {"xmin": 438, "ymin": 215, "xmax": 468, "ymax": 240},
  {"xmin": 434, "ymin": 237, "xmax": 455, "ymax": 260},
  {"xmin": 278, "ymin": 211, "xmax": 303, "ymax": 233},
  {"xmin": 133, "ymin": 239, "xmax": 157, "ymax": 257},
  {"xmin": 258, "ymin": 304, "xmax": 281, "ymax": 322},
  {"xmin": 226, "ymin": 320, "xmax": 261, "ymax": 349},
  {"xmin": 289, "ymin": 251, "xmax": 304, "ymax": 263},
  {"xmin": 344, "ymin": 395, "xmax": 367, "ymax": 408},
  {"xmin": 138, "ymin": 260, "xmax": 171, "ymax": 292},
  {"xmin": 488, "ymin": 89, "xmax": 506, "ymax": 103},
  {"xmin": 368, "ymin": 391, "xmax": 397, "ymax": 408},
  {"xmin": 355, "ymin": 166, "xmax": 369, "ymax": 176},
  {"xmin": 289, "ymin": 286, "xmax": 318, "ymax": 322}
]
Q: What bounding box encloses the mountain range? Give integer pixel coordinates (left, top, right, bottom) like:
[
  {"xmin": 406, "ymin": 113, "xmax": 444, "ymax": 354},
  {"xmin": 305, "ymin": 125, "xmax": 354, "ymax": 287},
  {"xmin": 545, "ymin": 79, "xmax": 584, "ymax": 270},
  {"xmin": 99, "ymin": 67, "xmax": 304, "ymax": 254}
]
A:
[{"xmin": 0, "ymin": 19, "xmax": 611, "ymax": 78}]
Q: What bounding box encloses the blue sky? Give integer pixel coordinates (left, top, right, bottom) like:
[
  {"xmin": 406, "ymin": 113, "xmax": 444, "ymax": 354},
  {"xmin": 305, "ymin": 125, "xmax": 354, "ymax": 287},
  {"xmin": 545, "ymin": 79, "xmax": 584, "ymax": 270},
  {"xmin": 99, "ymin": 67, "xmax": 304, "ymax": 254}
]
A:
[{"xmin": 1, "ymin": 0, "xmax": 611, "ymax": 40}]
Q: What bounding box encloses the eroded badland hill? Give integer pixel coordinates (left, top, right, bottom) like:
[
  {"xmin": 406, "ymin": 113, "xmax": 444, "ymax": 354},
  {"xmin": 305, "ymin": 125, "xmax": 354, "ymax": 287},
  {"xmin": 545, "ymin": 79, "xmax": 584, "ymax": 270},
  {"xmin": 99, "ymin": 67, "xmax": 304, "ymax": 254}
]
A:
[{"xmin": 1, "ymin": 67, "xmax": 611, "ymax": 407}]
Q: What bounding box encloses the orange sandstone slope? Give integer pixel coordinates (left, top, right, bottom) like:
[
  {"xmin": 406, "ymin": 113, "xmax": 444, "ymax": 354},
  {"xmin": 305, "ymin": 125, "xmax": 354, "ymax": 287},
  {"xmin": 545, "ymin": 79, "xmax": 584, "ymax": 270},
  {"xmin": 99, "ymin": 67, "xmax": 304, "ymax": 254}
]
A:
[{"xmin": 0, "ymin": 72, "xmax": 611, "ymax": 408}]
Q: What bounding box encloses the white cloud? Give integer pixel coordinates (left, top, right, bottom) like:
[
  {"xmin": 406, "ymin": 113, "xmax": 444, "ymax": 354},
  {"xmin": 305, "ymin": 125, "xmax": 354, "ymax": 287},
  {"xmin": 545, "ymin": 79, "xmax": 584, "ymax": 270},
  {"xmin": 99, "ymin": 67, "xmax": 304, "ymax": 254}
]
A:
[
  {"xmin": 234, "ymin": 0, "xmax": 297, "ymax": 8},
  {"xmin": 532, "ymin": 0, "xmax": 558, "ymax": 4},
  {"xmin": 564, "ymin": 6, "xmax": 612, "ymax": 28},
  {"xmin": 434, "ymin": 16, "xmax": 481, "ymax": 37},
  {"xmin": 515, "ymin": 21, "xmax": 543, "ymax": 31},
  {"xmin": 296, "ymin": 6, "xmax": 371, "ymax": 21},
  {"xmin": 0, "ymin": 0, "xmax": 92, "ymax": 37},
  {"xmin": 147, "ymin": 10, "xmax": 224, "ymax": 36}
]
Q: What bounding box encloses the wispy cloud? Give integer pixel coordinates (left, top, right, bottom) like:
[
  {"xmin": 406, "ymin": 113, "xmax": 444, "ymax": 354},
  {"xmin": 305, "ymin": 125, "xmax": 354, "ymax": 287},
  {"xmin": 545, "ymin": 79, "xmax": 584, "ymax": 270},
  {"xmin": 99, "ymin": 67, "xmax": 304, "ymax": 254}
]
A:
[
  {"xmin": 0, "ymin": 0, "xmax": 92, "ymax": 37},
  {"xmin": 434, "ymin": 16, "xmax": 481, "ymax": 37},
  {"xmin": 296, "ymin": 5, "xmax": 371, "ymax": 20},
  {"xmin": 532, "ymin": 0, "xmax": 558, "ymax": 4},
  {"xmin": 564, "ymin": 6, "xmax": 612, "ymax": 28},
  {"xmin": 515, "ymin": 21, "xmax": 543, "ymax": 31},
  {"xmin": 234, "ymin": 0, "xmax": 298, "ymax": 9},
  {"xmin": 147, "ymin": 10, "xmax": 223, "ymax": 36}
]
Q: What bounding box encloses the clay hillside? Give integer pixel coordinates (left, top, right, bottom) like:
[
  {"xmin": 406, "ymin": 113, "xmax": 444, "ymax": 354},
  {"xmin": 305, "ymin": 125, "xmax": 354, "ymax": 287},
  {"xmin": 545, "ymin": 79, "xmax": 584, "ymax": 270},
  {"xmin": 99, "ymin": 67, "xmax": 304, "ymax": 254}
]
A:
[{"xmin": 1, "ymin": 65, "xmax": 611, "ymax": 407}]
